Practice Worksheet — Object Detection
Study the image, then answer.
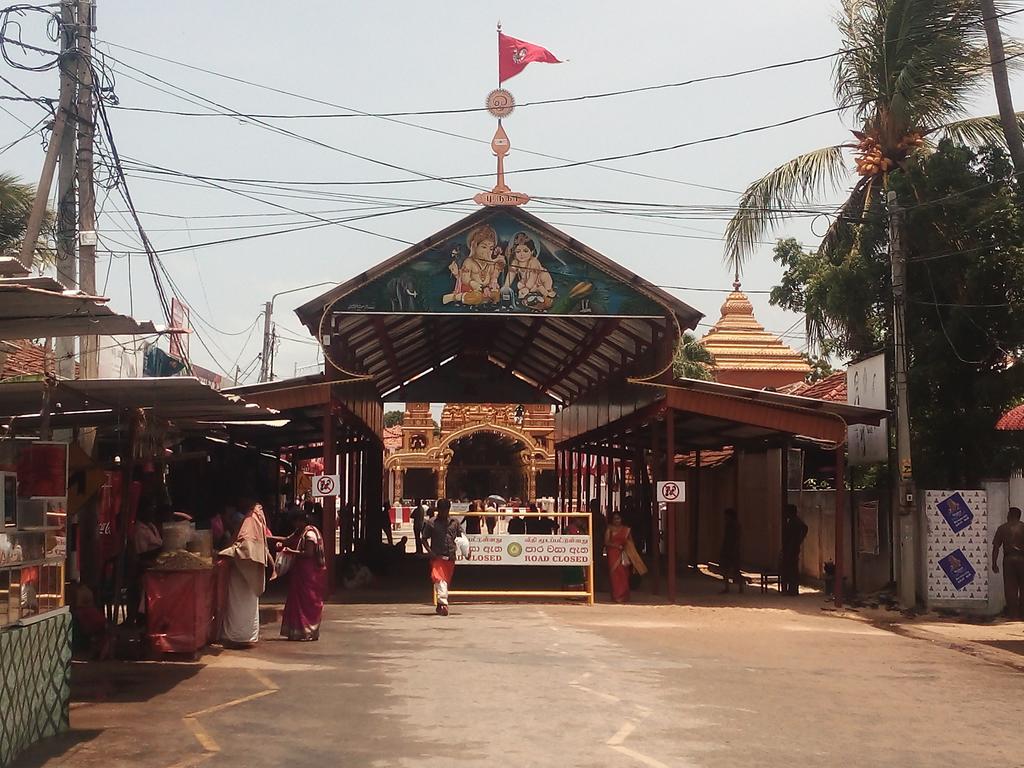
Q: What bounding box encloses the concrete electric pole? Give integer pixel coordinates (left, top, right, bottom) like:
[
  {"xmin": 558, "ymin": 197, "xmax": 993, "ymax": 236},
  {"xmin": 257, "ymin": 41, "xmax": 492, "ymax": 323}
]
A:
[
  {"xmin": 55, "ymin": 0, "xmax": 78, "ymax": 380},
  {"xmin": 889, "ymin": 190, "xmax": 917, "ymax": 608},
  {"xmin": 76, "ymin": 0, "xmax": 99, "ymax": 380},
  {"xmin": 259, "ymin": 301, "xmax": 273, "ymax": 382}
]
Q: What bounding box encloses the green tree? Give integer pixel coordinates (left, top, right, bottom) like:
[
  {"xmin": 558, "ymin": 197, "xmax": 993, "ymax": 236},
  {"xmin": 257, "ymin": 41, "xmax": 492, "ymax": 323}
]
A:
[
  {"xmin": 803, "ymin": 353, "xmax": 836, "ymax": 383},
  {"xmin": 0, "ymin": 173, "xmax": 53, "ymax": 267},
  {"xmin": 383, "ymin": 410, "xmax": 404, "ymax": 428},
  {"xmin": 771, "ymin": 142, "xmax": 1024, "ymax": 486},
  {"xmin": 0, "ymin": 174, "xmax": 34, "ymax": 256},
  {"xmin": 725, "ymin": 0, "xmax": 1023, "ymax": 271},
  {"xmin": 672, "ymin": 332, "xmax": 716, "ymax": 381}
]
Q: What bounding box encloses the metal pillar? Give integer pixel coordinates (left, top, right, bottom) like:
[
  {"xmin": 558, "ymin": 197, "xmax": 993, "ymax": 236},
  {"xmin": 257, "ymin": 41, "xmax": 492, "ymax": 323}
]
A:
[
  {"xmin": 665, "ymin": 409, "xmax": 676, "ymax": 603},
  {"xmin": 835, "ymin": 447, "xmax": 847, "ymax": 607}
]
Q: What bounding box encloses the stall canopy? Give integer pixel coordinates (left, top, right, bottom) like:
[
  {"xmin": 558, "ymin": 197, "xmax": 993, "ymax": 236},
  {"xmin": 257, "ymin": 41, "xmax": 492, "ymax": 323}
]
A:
[
  {"xmin": 294, "ymin": 207, "xmax": 704, "ymax": 405},
  {"xmin": 223, "ymin": 374, "xmax": 383, "ymax": 452},
  {"xmin": 0, "ymin": 281, "xmax": 166, "ymax": 339},
  {"xmin": 0, "ymin": 377, "xmax": 278, "ymax": 428},
  {"xmin": 557, "ymin": 377, "xmax": 887, "ymax": 453}
]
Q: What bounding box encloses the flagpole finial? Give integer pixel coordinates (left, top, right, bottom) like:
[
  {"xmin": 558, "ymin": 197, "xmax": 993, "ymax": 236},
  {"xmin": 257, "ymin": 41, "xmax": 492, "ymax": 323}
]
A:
[{"xmin": 497, "ymin": 20, "xmax": 502, "ymax": 32}]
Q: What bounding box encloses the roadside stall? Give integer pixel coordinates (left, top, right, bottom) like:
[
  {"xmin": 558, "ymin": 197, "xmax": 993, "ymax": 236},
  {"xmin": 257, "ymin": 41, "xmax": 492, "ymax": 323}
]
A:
[{"xmin": 0, "ymin": 438, "xmax": 70, "ymax": 768}]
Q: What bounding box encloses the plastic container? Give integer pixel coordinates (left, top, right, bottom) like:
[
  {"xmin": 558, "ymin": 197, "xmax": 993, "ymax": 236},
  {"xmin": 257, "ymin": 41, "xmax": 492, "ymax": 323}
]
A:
[{"xmin": 161, "ymin": 522, "xmax": 191, "ymax": 552}]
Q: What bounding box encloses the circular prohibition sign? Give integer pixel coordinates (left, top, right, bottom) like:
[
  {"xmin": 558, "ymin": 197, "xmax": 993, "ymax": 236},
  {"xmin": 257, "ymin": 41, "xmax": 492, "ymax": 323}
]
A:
[
  {"xmin": 316, "ymin": 476, "xmax": 337, "ymax": 496},
  {"xmin": 661, "ymin": 482, "xmax": 681, "ymax": 501}
]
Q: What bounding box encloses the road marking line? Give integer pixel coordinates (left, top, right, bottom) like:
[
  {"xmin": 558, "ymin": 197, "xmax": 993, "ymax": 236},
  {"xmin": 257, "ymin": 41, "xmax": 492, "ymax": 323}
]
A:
[
  {"xmin": 572, "ymin": 683, "xmax": 620, "ymax": 703},
  {"xmin": 249, "ymin": 669, "xmax": 279, "ymax": 690},
  {"xmin": 165, "ymin": 752, "xmax": 215, "ymax": 768},
  {"xmin": 609, "ymin": 744, "xmax": 671, "ymax": 768},
  {"xmin": 186, "ymin": 688, "xmax": 277, "ymax": 718},
  {"xmin": 607, "ymin": 721, "xmax": 636, "ymax": 746},
  {"xmin": 183, "ymin": 717, "xmax": 220, "ymax": 753}
]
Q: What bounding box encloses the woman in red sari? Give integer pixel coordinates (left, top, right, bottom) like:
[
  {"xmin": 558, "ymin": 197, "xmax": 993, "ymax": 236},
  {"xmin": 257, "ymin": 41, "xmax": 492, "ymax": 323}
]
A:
[
  {"xmin": 605, "ymin": 511, "xmax": 635, "ymax": 603},
  {"xmin": 280, "ymin": 509, "xmax": 327, "ymax": 641}
]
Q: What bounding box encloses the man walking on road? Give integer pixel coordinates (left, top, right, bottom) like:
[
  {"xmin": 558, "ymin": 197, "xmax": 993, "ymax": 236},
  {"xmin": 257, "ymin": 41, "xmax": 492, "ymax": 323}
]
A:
[{"xmin": 993, "ymin": 506, "xmax": 1024, "ymax": 620}]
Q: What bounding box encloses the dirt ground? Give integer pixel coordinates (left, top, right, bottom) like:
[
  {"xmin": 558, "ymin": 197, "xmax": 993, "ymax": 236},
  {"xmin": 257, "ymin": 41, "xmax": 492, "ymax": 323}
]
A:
[{"xmin": 13, "ymin": 572, "xmax": 1023, "ymax": 768}]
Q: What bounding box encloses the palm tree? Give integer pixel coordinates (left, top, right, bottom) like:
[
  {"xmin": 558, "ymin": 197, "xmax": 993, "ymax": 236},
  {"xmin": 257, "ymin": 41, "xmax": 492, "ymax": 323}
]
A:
[
  {"xmin": 980, "ymin": 0, "xmax": 1024, "ymax": 171},
  {"xmin": 0, "ymin": 173, "xmax": 34, "ymax": 256},
  {"xmin": 725, "ymin": 0, "xmax": 1024, "ymax": 271},
  {"xmin": 0, "ymin": 173, "xmax": 52, "ymax": 267},
  {"xmin": 672, "ymin": 332, "xmax": 716, "ymax": 381}
]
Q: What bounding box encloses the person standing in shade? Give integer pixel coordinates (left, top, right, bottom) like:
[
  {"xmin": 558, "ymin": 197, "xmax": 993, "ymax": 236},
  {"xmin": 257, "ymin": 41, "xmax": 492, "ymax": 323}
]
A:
[
  {"xmin": 463, "ymin": 500, "xmax": 483, "ymax": 534},
  {"xmin": 780, "ymin": 504, "xmax": 808, "ymax": 596},
  {"xmin": 220, "ymin": 500, "xmax": 274, "ymax": 646},
  {"xmin": 279, "ymin": 509, "xmax": 327, "ymax": 641},
  {"xmin": 422, "ymin": 499, "xmax": 464, "ymax": 616},
  {"xmin": 412, "ymin": 499, "xmax": 427, "ymax": 555},
  {"xmin": 993, "ymin": 506, "xmax": 1024, "ymax": 620},
  {"xmin": 719, "ymin": 508, "xmax": 744, "ymax": 593}
]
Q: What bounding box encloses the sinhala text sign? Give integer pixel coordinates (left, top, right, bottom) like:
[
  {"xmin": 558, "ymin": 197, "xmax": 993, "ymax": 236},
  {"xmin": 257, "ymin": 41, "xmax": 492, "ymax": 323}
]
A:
[{"xmin": 456, "ymin": 534, "xmax": 592, "ymax": 565}]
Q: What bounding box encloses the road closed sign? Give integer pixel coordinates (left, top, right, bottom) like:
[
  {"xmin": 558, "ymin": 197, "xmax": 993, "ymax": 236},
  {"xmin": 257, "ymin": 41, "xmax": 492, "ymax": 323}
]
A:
[
  {"xmin": 656, "ymin": 480, "xmax": 685, "ymax": 503},
  {"xmin": 312, "ymin": 474, "xmax": 340, "ymax": 497}
]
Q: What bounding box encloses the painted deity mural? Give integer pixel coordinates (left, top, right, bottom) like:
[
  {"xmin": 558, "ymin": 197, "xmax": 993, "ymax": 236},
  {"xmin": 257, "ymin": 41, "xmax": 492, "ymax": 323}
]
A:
[{"xmin": 337, "ymin": 213, "xmax": 664, "ymax": 317}]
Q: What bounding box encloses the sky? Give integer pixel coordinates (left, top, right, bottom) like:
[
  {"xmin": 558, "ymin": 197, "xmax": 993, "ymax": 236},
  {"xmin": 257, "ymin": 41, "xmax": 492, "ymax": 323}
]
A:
[{"xmin": 2, "ymin": 0, "xmax": 1020, "ymax": 389}]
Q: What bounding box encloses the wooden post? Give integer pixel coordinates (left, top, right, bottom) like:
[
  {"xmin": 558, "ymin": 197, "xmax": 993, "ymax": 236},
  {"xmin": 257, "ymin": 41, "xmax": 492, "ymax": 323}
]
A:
[
  {"xmin": 650, "ymin": 423, "xmax": 661, "ymax": 595},
  {"xmin": 602, "ymin": 454, "xmax": 610, "ymax": 514},
  {"xmin": 665, "ymin": 409, "xmax": 676, "ymax": 603},
  {"xmin": 322, "ymin": 383, "xmax": 337, "ymax": 593},
  {"xmin": 835, "ymin": 447, "xmax": 847, "ymax": 607},
  {"xmin": 691, "ymin": 448, "xmax": 701, "ymax": 569}
]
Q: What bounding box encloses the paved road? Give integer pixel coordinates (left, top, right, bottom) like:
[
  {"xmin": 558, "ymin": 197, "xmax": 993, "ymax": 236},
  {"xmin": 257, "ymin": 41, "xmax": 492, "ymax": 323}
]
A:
[{"xmin": 17, "ymin": 594, "xmax": 1023, "ymax": 768}]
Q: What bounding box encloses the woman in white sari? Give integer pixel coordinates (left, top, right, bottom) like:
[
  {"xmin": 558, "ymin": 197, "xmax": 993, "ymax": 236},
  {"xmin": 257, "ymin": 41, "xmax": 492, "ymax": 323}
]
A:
[{"xmin": 219, "ymin": 501, "xmax": 273, "ymax": 646}]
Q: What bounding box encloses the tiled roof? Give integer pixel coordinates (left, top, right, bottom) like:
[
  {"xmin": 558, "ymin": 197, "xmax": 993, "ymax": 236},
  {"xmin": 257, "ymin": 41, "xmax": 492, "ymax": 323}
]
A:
[
  {"xmin": 784, "ymin": 371, "xmax": 848, "ymax": 402},
  {"xmin": 675, "ymin": 447, "xmax": 735, "ymax": 468},
  {"xmin": 1, "ymin": 339, "xmax": 53, "ymax": 379},
  {"xmin": 996, "ymin": 404, "xmax": 1024, "ymax": 430}
]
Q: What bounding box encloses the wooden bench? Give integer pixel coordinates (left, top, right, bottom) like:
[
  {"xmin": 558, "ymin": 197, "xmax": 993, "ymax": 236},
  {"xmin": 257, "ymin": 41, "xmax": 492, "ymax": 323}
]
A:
[{"xmin": 760, "ymin": 571, "xmax": 781, "ymax": 594}]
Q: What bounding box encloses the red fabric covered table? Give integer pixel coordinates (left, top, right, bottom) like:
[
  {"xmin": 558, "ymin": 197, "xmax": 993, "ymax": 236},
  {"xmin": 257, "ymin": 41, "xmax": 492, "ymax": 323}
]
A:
[{"xmin": 144, "ymin": 568, "xmax": 216, "ymax": 654}]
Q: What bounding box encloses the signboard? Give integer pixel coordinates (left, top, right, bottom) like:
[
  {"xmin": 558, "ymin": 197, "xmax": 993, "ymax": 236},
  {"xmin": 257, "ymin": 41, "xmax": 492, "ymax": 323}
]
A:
[
  {"xmin": 847, "ymin": 354, "xmax": 888, "ymax": 465},
  {"xmin": 312, "ymin": 475, "xmax": 340, "ymax": 497},
  {"xmin": 170, "ymin": 297, "xmax": 190, "ymax": 363},
  {"xmin": 656, "ymin": 481, "xmax": 685, "ymax": 503},
  {"xmin": 925, "ymin": 489, "xmax": 988, "ymax": 601},
  {"xmin": 333, "ymin": 212, "xmax": 665, "ymax": 317},
  {"xmin": 15, "ymin": 442, "xmax": 68, "ymax": 500},
  {"xmin": 856, "ymin": 501, "xmax": 879, "ymax": 555},
  {"xmin": 456, "ymin": 534, "xmax": 591, "ymax": 566}
]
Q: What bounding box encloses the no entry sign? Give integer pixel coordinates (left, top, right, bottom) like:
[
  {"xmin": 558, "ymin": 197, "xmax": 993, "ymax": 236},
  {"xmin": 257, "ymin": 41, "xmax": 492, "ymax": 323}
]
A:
[
  {"xmin": 312, "ymin": 474, "xmax": 340, "ymax": 497},
  {"xmin": 656, "ymin": 480, "xmax": 685, "ymax": 503}
]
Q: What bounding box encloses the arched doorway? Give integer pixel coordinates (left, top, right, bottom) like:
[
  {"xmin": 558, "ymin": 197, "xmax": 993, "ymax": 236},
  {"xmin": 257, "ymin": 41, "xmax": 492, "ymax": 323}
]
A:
[{"xmin": 445, "ymin": 431, "xmax": 527, "ymax": 500}]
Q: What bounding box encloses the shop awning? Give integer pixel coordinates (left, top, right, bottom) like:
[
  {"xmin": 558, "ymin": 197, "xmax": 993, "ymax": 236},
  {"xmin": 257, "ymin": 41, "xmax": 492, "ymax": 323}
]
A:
[
  {"xmin": 0, "ymin": 282, "xmax": 166, "ymax": 340},
  {"xmin": 557, "ymin": 377, "xmax": 888, "ymax": 452},
  {"xmin": 0, "ymin": 377, "xmax": 278, "ymax": 427}
]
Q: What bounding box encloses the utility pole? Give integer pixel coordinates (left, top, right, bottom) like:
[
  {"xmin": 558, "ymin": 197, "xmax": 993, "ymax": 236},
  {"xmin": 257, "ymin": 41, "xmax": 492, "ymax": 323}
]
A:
[
  {"xmin": 980, "ymin": 0, "xmax": 1024, "ymax": 173},
  {"xmin": 269, "ymin": 324, "xmax": 277, "ymax": 381},
  {"xmin": 55, "ymin": 0, "xmax": 78, "ymax": 380},
  {"xmin": 889, "ymin": 190, "xmax": 916, "ymax": 608},
  {"xmin": 259, "ymin": 301, "xmax": 273, "ymax": 382},
  {"xmin": 17, "ymin": 31, "xmax": 76, "ymax": 269},
  {"xmin": 76, "ymin": 0, "xmax": 98, "ymax": 380}
]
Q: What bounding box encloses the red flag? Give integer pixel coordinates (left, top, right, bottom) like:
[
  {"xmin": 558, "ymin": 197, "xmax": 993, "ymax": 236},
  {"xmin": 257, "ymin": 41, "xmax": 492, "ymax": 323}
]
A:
[{"xmin": 498, "ymin": 32, "xmax": 561, "ymax": 83}]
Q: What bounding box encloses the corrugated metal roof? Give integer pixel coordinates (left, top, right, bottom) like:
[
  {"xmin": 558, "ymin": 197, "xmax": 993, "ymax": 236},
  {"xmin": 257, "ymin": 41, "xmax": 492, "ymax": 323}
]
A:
[
  {"xmin": 0, "ymin": 377, "xmax": 277, "ymax": 425},
  {"xmin": 0, "ymin": 283, "xmax": 163, "ymax": 340}
]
